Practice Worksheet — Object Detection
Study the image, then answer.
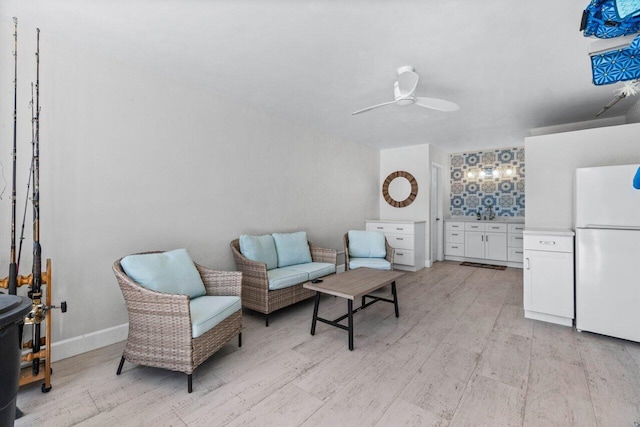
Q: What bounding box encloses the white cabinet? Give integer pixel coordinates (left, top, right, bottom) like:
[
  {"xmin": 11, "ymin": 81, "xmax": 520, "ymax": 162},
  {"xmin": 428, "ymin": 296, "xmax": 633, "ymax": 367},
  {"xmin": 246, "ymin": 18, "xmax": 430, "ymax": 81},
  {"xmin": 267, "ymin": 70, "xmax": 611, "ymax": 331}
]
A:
[
  {"xmin": 365, "ymin": 220, "xmax": 426, "ymax": 272},
  {"xmin": 523, "ymin": 230, "xmax": 575, "ymax": 327},
  {"xmin": 463, "ymin": 223, "xmax": 507, "ymax": 261},
  {"xmin": 445, "ymin": 222, "xmax": 465, "ymax": 256},
  {"xmin": 445, "ymin": 220, "xmax": 524, "ymax": 267},
  {"xmin": 507, "ymin": 223, "xmax": 525, "ymax": 263}
]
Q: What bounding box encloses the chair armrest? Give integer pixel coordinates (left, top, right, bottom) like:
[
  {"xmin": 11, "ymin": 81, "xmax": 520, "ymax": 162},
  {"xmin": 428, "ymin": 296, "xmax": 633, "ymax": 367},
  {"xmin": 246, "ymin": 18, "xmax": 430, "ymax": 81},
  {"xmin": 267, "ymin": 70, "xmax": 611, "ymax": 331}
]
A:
[
  {"xmin": 385, "ymin": 240, "xmax": 395, "ymax": 270},
  {"xmin": 195, "ymin": 263, "xmax": 242, "ymax": 297},
  {"xmin": 310, "ymin": 243, "xmax": 337, "ymax": 265},
  {"xmin": 230, "ymin": 240, "xmax": 269, "ymax": 292}
]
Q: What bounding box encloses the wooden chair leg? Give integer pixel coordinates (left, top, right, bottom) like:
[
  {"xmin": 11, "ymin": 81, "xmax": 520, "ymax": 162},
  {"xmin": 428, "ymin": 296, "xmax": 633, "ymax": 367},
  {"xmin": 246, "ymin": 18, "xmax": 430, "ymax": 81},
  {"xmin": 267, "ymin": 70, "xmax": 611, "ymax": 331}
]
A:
[
  {"xmin": 265, "ymin": 315, "xmax": 269, "ymax": 327},
  {"xmin": 188, "ymin": 374, "xmax": 193, "ymax": 393},
  {"xmin": 116, "ymin": 356, "xmax": 125, "ymax": 375},
  {"xmin": 238, "ymin": 332, "xmax": 242, "ymax": 347}
]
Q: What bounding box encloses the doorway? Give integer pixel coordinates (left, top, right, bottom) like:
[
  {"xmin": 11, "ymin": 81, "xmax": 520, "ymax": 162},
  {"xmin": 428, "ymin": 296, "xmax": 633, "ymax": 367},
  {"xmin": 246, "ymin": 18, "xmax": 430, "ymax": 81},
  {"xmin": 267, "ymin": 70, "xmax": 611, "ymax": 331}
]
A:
[{"xmin": 431, "ymin": 163, "xmax": 444, "ymax": 264}]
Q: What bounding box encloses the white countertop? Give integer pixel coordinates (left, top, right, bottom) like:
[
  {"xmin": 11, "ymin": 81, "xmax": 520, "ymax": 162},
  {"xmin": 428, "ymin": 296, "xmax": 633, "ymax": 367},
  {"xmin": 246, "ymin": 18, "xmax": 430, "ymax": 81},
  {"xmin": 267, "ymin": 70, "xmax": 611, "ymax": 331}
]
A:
[
  {"xmin": 445, "ymin": 217, "xmax": 525, "ymax": 223},
  {"xmin": 523, "ymin": 228, "xmax": 575, "ymax": 236},
  {"xmin": 366, "ymin": 219, "xmax": 427, "ymax": 224}
]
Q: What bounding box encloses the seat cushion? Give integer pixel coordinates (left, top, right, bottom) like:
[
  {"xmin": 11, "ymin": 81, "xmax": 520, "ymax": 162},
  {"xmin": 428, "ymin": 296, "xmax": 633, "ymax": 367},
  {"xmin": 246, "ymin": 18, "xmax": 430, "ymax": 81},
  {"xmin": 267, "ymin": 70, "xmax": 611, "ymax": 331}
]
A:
[
  {"xmin": 348, "ymin": 230, "xmax": 386, "ymax": 258},
  {"xmin": 190, "ymin": 295, "xmax": 241, "ymax": 338},
  {"xmin": 239, "ymin": 234, "xmax": 278, "ymax": 270},
  {"xmin": 267, "ymin": 267, "xmax": 309, "ymax": 291},
  {"xmin": 120, "ymin": 249, "xmax": 206, "ymax": 299},
  {"xmin": 272, "ymin": 231, "xmax": 312, "ymax": 268},
  {"xmin": 349, "ymin": 258, "xmax": 392, "ymax": 270},
  {"xmin": 286, "ymin": 262, "xmax": 336, "ymax": 280}
]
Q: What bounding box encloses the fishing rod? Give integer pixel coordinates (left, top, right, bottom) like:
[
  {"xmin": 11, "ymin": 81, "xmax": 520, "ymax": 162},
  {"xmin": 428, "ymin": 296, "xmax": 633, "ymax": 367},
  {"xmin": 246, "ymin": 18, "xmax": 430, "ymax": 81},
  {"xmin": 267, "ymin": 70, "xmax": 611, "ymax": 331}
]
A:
[
  {"xmin": 9, "ymin": 17, "xmax": 18, "ymax": 295},
  {"xmin": 30, "ymin": 27, "xmax": 42, "ymax": 376},
  {"xmin": 17, "ymin": 84, "xmax": 35, "ymax": 272}
]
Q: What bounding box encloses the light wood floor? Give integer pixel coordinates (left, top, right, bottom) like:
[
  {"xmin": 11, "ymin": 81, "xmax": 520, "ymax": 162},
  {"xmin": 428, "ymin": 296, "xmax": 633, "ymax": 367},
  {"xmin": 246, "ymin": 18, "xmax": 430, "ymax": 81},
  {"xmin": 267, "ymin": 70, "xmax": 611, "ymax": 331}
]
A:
[{"xmin": 15, "ymin": 261, "xmax": 640, "ymax": 426}]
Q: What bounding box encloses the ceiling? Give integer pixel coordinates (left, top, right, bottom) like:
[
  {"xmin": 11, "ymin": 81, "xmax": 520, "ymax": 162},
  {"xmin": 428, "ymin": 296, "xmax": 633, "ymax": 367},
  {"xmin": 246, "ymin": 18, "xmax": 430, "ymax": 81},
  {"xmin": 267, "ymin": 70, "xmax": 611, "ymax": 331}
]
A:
[{"xmin": 3, "ymin": 0, "xmax": 638, "ymax": 152}]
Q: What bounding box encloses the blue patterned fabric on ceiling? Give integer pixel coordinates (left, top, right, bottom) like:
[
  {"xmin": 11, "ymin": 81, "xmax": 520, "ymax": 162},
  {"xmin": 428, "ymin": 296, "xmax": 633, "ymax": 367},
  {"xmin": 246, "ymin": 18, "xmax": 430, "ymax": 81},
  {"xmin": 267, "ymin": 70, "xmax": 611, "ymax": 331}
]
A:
[{"xmin": 450, "ymin": 147, "xmax": 525, "ymax": 218}]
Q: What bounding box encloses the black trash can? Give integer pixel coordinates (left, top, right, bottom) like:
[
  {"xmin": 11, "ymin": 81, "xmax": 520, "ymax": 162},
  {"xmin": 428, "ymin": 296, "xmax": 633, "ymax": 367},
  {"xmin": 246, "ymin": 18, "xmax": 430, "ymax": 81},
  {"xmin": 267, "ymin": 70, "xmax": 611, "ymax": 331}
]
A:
[{"xmin": 0, "ymin": 295, "xmax": 31, "ymax": 427}]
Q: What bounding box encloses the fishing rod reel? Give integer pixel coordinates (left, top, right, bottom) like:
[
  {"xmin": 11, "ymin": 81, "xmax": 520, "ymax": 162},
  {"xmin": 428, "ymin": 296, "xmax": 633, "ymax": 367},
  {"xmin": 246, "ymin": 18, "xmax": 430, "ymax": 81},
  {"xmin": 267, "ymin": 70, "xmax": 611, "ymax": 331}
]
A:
[{"xmin": 23, "ymin": 292, "xmax": 67, "ymax": 326}]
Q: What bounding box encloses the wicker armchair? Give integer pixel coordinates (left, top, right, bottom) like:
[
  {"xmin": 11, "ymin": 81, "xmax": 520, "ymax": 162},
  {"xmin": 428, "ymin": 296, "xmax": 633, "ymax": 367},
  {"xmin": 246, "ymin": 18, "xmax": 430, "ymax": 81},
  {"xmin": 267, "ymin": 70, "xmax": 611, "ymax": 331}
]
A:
[
  {"xmin": 113, "ymin": 253, "xmax": 242, "ymax": 393},
  {"xmin": 230, "ymin": 239, "xmax": 337, "ymax": 326},
  {"xmin": 343, "ymin": 232, "xmax": 395, "ymax": 271}
]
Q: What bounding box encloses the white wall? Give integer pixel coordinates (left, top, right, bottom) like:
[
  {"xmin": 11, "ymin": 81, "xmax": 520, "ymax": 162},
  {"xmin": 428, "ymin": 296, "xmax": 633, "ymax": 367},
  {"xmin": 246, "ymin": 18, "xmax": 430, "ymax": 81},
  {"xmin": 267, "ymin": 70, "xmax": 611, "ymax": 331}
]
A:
[
  {"xmin": 379, "ymin": 145, "xmax": 430, "ymax": 264},
  {"xmin": 525, "ymin": 122, "xmax": 640, "ymax": 229},
  {"xmin": 0, "ymin": 21, "xmax": 379, "ymax": 359}
]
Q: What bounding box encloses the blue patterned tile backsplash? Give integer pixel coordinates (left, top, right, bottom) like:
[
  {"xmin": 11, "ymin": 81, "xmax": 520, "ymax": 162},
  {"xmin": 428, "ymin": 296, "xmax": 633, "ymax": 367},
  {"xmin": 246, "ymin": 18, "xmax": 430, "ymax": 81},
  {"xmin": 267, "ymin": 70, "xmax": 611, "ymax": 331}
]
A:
[{"xmin": 450, "ymin": 147, "xmax": 525, "ymax": 217}]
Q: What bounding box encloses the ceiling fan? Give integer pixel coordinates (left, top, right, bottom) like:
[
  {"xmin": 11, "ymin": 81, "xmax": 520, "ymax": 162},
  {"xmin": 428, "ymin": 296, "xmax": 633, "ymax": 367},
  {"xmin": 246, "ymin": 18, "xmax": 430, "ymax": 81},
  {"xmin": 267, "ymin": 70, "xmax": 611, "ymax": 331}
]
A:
[{"xmin": 352, "ymin": 65, "xmax": 459, "ymax": 115}]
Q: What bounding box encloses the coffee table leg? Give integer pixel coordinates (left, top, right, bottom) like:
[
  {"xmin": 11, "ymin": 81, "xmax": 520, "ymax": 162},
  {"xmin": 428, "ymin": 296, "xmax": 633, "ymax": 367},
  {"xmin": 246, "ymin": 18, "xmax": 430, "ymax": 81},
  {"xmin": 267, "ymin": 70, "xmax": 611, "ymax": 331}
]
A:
[
  {"xmin": 311, "ymin": 292, "xmax": 321, "ymax": 335},
  {"xmin": 348, "ymin": 299, "xmax": 354, "ymax": 351},
  {"xmin": 392, "ymin": 281, "xmax": 399, "ymax": 318}
]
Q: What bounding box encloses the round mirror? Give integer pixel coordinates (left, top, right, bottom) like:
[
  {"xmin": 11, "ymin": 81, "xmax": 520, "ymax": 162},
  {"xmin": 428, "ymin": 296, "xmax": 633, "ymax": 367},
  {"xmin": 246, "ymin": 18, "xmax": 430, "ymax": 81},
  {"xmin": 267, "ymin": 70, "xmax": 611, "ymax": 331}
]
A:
[{"xmin": 382, "ymin": 171, "xmax": 418, "ymax": 208}]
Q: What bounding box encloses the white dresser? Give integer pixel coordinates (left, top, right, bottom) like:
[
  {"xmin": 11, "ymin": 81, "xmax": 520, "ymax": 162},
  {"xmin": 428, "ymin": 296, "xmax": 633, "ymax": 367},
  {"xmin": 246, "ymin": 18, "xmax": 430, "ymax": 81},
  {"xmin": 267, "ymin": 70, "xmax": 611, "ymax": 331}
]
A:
[
  {"xmin": 365, "ymin": 220, "xmax": 426, "ymax": 272},
  {"xmin": 444, "ymin": 218, "xmax": 525, "ymax": 268}
]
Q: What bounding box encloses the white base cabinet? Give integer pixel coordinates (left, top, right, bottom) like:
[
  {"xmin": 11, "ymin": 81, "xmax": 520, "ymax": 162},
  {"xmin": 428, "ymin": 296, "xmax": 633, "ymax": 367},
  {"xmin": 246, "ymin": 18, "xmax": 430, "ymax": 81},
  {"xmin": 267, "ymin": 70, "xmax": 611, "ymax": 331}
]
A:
[
  {"xmin": 445, "ymin": 220, "xmax": 524, "ymax": 268},
  {"xmin": 523, "ymin": 229, "xmax": 575, "ymax": 327},
  {"xmin": 365, "ymin": 220, "xmax": 426, "ymax": 272}
]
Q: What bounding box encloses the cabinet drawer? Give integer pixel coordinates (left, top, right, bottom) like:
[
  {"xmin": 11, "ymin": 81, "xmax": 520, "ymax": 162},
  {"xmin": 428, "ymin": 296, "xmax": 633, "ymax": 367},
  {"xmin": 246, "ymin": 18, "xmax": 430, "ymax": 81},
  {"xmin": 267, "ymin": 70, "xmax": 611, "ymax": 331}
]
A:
[
  {"xmin": 485, "ymin": 223, "xmax": 507, "ymax": 232},
  {"xmin": 386, "ymin": 233, "xmax": 414, "ymax": 250},
  {"xmin": 465, "ymin": 222, "xmax": 485, "ymax": 231},
  {"xmin": 508, "ymin": 223, "xmax": 525, "ymax": 234},
  {"xmin": 366, "ymin": 222, "xmax": 414, "ymax": 235},
  {"xmin": 508, "ymin": 247, "xmax": 524, "ymax": 262},
  {"xmin": 445, "ymin": 243, "xmax": 464, "ymax": 257},
  {"xmin": 446, "ymin": 231, "xmax": 464, "ymax": 244},
  {"xmin": 508, "ymin": 234, "xmax": 524, "ymax": 248},
  {"xmin": 524, "ymin": 235, "xmax": 573, "ymax": 253},
  {"xmin": 445, "ymin": 222, "xmax": 464, "ymax": 231},
  {"xmin": 393, "ymin": 249, "xmax": 415, "ymax": 266}
]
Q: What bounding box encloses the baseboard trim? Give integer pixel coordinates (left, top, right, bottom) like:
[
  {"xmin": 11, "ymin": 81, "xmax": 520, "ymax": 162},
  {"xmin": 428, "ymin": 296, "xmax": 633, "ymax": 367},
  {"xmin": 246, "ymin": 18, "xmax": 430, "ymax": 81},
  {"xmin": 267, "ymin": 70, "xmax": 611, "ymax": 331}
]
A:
[{"xmin": 51, "ymin": 323, "xmax": 128, "ymax": 362}]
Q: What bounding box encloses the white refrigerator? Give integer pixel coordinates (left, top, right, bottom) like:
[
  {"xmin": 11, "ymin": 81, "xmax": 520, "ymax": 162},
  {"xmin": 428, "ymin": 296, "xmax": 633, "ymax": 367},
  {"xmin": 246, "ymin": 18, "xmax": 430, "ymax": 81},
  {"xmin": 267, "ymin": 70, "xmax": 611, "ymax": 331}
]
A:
[{"xmin": 575, "ymin": 164, "xmax": 640, "ymax": 343}]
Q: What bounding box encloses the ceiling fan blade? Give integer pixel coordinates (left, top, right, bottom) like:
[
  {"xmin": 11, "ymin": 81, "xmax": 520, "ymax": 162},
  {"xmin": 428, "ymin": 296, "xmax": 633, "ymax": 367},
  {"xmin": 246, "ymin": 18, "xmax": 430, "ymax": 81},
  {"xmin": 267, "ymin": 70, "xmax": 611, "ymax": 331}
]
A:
[
  {"xmin": 352, "ymin": 100, "xmax": 396, "ymax": 115},
  {"xmin": 397, "ymin": 70, "xmax": 419, "ymax": 97},
  {"xmin": 415, "ymin": 97, "xmax": 459, "ymax": 112}
]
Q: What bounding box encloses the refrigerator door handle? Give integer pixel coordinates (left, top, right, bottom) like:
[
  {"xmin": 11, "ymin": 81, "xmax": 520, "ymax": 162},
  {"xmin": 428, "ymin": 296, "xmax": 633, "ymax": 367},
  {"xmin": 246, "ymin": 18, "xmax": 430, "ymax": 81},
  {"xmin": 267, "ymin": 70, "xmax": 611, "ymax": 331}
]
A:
[{"xmin": 583, "ymin": 224, "xmax": 640, "ymax": 230}]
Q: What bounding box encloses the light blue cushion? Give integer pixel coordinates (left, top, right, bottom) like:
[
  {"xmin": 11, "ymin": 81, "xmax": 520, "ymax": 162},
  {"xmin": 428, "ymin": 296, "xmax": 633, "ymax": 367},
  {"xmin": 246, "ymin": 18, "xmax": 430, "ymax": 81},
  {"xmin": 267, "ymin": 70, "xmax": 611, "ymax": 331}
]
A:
[
  {"xmin": 120, "ymin": 249, "xmax": 206, "ymax": 299},
  {"xmin": 348, "ymin": 230, "xmax": 386, "ymax": 258},
  {"xmin": 272, "ymin": 231, "xmax": 312, "ymax": 268},
  {"xmin": 349, "ymin": 258, "xmax": 392, "ymax": 270},
  {"xmin": 267, "ymin": 268, "xmax": 309, "ymax": 290},
  {"xmin": 287, "ymin": 262, "xmax": 336, "ymax": 280},
  {"xmin": 190, "ymin": 296, "xmax": 241, "ymax": 338},
  {"xmin": 239, "ymin": 234, "xmax": 278, "ymax": 270}
]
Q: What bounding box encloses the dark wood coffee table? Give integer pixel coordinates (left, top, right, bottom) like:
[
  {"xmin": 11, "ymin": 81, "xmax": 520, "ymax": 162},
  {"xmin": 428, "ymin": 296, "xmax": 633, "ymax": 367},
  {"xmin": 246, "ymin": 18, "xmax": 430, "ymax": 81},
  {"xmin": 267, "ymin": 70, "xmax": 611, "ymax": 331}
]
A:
[{"xmin": 303, "ymin": 267, "xmax": 405, "ymax": 350}]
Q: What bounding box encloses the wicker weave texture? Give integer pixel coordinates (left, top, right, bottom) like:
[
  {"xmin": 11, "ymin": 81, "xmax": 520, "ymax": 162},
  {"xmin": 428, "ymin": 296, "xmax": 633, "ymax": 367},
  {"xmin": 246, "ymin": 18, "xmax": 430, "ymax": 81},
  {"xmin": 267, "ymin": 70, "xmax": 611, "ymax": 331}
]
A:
[
  {"xmin": 113, "ymin": 253, "xmax": 242, "ymax": 375},
  {"xmin": 343, "ymin": 232, "xmax": 395, "ymax": 271},
  {"xmin": 230, "ymin": 238, "xmax": 337, "ymax": 315}
]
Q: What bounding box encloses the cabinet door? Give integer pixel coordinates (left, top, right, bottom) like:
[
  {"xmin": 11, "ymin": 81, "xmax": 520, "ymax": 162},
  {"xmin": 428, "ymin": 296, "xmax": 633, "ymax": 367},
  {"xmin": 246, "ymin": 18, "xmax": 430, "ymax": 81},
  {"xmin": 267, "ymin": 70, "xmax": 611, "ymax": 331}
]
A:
[
  {"xmin": 464, "ymin": 231, "xmax": 485, "ymax": 258},
  {"xmin": 485, "ymin": 232, "xmax": 507, "ymax": 261},
  {"xmin": 524, "ymin": 250, "xmax": 574, "ymax": 318}
]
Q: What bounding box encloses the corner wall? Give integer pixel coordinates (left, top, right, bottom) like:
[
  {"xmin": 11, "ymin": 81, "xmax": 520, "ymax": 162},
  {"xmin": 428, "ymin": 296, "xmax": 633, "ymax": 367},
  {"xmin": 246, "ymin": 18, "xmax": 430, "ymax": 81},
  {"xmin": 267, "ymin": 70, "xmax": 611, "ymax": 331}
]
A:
[{"xmin": 525, "ymin": 122, "xmax": 640, "ymax": 229}]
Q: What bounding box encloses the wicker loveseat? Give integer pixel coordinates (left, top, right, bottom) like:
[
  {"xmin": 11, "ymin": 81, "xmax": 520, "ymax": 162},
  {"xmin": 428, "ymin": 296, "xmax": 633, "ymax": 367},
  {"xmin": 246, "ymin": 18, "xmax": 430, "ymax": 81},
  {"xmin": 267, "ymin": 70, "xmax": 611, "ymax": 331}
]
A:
[
  {"xmin": 230, "ymin": 231, "xmax": 337, "ymax": 326},
  {"xmin": 113, "ymin": 249, "xmax": 242, "ymax": 393}
]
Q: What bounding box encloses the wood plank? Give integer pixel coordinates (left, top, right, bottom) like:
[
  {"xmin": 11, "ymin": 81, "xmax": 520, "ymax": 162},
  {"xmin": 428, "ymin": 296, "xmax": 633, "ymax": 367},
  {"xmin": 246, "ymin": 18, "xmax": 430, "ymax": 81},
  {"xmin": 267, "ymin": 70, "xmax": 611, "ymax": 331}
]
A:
[{"xmin": 375, "ymin": 398, "xmax": 444, "ymax": 426}]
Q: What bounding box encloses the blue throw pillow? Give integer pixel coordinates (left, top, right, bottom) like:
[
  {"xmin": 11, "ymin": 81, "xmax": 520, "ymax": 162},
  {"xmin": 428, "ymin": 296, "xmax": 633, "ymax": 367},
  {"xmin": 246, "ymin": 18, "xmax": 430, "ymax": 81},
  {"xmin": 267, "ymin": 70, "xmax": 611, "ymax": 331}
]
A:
[
  {"xmin": 272, "ymin": 231, "xmax": 312, "ymax": 268},
  {"xmin": 120, "ymin": 249, "xmax": 206, "ymax": 299},
  {"xmin": 348, "ymin": 230, "xmax": 386, "ymax": 258},
  {"xmin": 239, "ymin": 234, "xmax": 278, "ymax": 270}
]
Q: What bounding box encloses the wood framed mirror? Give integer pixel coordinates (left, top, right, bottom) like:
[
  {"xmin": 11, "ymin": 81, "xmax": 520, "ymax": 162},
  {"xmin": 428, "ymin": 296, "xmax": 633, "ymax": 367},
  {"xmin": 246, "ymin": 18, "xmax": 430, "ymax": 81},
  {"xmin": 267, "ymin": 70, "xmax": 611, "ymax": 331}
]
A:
[{"xmin": 382, "ymin": 171, "xmax": 418, "ymax": 208}]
